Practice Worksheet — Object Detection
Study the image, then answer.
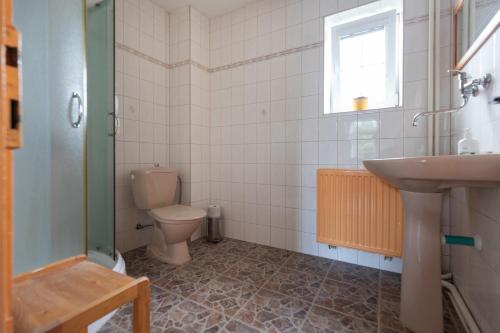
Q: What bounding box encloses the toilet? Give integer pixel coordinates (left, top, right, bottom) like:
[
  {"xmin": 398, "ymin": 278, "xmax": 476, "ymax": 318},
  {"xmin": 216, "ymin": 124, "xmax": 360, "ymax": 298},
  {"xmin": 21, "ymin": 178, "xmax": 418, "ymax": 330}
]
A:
[{"xmin": 130, "ymin": 167, "xmax": 206, "ymax": 265}]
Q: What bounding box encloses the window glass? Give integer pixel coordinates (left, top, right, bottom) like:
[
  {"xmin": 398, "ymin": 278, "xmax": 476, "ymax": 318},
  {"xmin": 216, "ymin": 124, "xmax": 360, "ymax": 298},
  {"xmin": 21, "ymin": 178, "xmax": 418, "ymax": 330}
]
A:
[{"xmin": 323, "ymin": 0, "xmax": 403, "ymax": 114}]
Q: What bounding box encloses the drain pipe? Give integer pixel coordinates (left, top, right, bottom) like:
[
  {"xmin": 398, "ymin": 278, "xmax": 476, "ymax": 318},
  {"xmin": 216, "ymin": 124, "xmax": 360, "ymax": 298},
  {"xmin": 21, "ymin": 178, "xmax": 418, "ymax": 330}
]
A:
[
  {"xmin": 441, "ymin": 276, "xmax": 481, "ymax": 333},
  {"xmin": 441, "ymin": 234, "xmax": 482, "ymax": 333},
  {"xmin": 177, "ymin": 175, "xmax": 182, "ymax": 205}
]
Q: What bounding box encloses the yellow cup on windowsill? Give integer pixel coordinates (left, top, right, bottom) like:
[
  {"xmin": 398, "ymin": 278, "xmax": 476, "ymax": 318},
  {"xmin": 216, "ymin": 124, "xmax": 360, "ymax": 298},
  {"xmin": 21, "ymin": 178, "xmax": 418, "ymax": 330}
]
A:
[{"xmin": 353, "ymin": 96, "xmax": 368, "ymax": 111}]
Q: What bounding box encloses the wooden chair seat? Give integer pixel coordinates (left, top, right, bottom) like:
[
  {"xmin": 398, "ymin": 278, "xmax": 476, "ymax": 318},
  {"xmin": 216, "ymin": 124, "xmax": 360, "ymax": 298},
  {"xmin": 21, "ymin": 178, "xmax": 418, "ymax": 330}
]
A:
[{"xmin": 12, "ymin": 256, "xmax": 149, "ymax": 333}]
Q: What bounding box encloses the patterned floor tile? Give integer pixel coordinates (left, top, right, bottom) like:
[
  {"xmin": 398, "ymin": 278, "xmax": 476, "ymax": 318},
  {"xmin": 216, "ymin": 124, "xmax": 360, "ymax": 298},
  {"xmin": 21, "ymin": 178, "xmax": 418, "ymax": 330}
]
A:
[
  {"xmin": 188, "ymin": 238, "xmax": 233, "ymax": 258},
  {"xmin": 379, "ymin": 293, "xmax": 465, "ymax": 333},
  {"xmin": 223, "ymin": 320, "xmax": 262, "ymax": 333},
  {"xmin": 250, "ymin": 246, "xmax": 294, "ymax": 265},
  {"xmin": 379, "ymin": 298, "xmax": 410, "ymax": 333},
  {"xmin": 327, "ymin": 261, "xmax": 380, "ymax": 289},
  {"xmin": 219, "ymin": 238, "xmax": 262, "ymax": 257},
  {"xmin": 315, "ymin": 278, "xmax": 378, "ymax": 323},
  {"xmin": 235, "ymin": 288, "xmax": 311, "ymax": 332},
  {"xmin": 185, "ymin": 251, "xmax": 240, "ymax": 273},
  {"xmin": 301, "ymin": 305, "xmax": 378, "ymax": 333},
  {"xmin": 379, "ymin": 326, "xmax": 413, "ymax": 333},
  {"xmin": 151, "ymin": 299, "xmax": 227, "ymax": 332},
  {"xmin": 110, "ymin": 286, "xmax": 183, "ymax": 331},
  {"xmin": 126, "ymin": 256, "xmax": 177, "ymax": 282},
  {"xmin": 99, "ymin": 238, "xmax": 466, "ymax": 332},
  {"xmin": 122, "ymin": 246, "xmax": 147, "ymax": 263},
  {"xmin": 283, "ymin": 253, "xmax": 332, "ymax": 277},
  {"xmin": 222, "ymin": 258, "xmax": 281, "ymax": 286},
  {"xmin": 154, "ymin": 265, "xmax": 217, "ymax": 297},
  {"xmin": 96, "ymin": 322, "xmax": 126, "ymax": 333},
  {"xmin": 380, "ymin": 271, "xmax": 401, "ymax": 298},
  {"xmin": 262, "ymin": 268, "xmax": 323, "ymax": 303},
  {"xmin": 189, "ymin": 275, "xmax": 259, "ymax": 319}
]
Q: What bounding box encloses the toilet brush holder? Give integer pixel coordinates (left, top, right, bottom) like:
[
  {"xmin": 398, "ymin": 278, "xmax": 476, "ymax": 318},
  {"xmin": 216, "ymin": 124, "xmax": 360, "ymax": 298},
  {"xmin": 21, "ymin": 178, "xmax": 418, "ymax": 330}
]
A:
[{"xmin": 207, "ymin": 205, "xmax": 223, "ymax": 243}]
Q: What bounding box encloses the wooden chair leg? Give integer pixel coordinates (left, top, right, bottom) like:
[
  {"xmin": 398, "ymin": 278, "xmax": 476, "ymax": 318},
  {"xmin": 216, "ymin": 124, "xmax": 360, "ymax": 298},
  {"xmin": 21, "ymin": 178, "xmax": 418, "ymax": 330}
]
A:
[{"xmin": 133, "ymin": 280, "xmax": 150, "ymax": 333}]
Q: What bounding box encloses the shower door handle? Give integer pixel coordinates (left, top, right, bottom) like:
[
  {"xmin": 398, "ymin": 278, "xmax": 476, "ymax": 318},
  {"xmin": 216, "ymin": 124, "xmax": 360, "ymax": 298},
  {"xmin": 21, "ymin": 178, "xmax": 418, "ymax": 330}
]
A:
[
  {"xmin": 107, "ymin": 114, "xmax": 119, "ymax": 137},
  {"xmin": 113, "ymin": 117, "xmax": 119, "ymax": 136},
  {"xmin": 71, "ymin": 92, "xmax": 83, "ymax": 128},
  {"xmin": 108, "ymin": 95, "xmax": 119, "ymax": 136}
]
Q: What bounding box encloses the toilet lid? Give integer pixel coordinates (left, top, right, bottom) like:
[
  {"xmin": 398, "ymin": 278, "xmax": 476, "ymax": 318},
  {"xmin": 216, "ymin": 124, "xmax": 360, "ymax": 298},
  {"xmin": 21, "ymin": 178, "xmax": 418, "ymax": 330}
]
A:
[{"xmin": 149, "ymin": 205, "xmax": 207, "ymax": 223}]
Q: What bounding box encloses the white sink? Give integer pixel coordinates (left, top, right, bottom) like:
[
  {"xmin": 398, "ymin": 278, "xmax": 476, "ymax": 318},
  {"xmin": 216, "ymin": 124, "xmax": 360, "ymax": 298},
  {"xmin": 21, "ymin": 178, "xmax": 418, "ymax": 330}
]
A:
[
  {"xmin": 364, "ymin": 154, "xmax": 500, "ymax": 192},
  {"xmin": 363, "ymin": 154, "xmax": 500, "ymax": 333}
]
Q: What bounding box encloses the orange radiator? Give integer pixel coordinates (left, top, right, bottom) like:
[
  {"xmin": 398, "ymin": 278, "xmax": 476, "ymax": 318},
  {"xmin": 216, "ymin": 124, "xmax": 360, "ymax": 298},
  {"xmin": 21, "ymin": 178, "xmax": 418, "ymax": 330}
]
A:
[{"xmin": 317, "ymin": 169, "xmax": 404, "ymax": 257}]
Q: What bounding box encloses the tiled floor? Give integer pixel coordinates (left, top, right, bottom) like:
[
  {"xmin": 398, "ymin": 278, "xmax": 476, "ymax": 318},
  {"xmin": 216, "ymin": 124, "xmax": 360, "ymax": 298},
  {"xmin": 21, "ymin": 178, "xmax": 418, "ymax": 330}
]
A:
[{"xmin": 98, "ymin": 238, "xmax": 466, "ymax": 333}]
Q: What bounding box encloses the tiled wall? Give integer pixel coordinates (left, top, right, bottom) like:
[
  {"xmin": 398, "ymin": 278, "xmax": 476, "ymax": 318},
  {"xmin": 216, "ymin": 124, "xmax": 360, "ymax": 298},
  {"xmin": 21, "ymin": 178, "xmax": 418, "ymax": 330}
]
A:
[
  {"xmin": 115, "ymin": 0, "xmax": 171, "ymax": 251},
  {"xmin": 169, "ymin": 7, "xmax": 191, "ymax": 204},
  {"xmin": 168, "ymin": 7, "xmax": 211, "ymax": 214},
  {"xmin": 449, "ymin": 28, "xmax": 500, "ymax": 333},
  {"xmin": 189, "ymin": 8, "xmax": 211, "ymax": 213},
  {"xmin": 208, "ymin": 0, "xmax": 432, "ymax": 272},
  {"xmin": 113, "ymin": 0, "xmax": 462, "ymax": 276}
]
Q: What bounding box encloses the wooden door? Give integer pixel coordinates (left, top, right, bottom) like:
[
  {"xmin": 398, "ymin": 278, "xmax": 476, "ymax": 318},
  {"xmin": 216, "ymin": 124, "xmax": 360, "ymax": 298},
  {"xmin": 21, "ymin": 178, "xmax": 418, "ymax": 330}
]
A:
[{"xmin": 0, "ymin": 0, "xmax": 21, "ymax": 331}]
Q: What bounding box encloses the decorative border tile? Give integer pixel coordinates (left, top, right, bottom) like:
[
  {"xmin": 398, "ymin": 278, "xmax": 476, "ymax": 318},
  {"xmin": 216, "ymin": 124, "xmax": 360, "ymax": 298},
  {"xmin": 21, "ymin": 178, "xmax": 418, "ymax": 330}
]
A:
[
  {"xmin": 116, "ymin": 8, "xmax": 453, "ymax": 75},
  {"xmin": 115, "ymin": 40, "xmax": 322, "ymax": 73},
  {"xmin": 115, "ymin": 42, "xmax": 170, "ymax": 68},
  {"xmin": 209, "ymin": 41, "xmax": 323, "ymax": 73}
]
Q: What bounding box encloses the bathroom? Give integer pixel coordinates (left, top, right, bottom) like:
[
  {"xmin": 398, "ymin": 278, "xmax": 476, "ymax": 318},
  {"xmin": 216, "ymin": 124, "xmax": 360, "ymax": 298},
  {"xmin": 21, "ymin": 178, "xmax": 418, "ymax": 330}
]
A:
[{"xmin": 0, "ymin": 0, "xmax": 499, "ymax": 332}]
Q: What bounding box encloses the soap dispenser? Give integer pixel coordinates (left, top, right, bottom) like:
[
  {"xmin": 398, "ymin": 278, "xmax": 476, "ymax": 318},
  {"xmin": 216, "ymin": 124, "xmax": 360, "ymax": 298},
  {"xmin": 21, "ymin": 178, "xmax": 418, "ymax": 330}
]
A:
[{"xmin": 458, "ymin": 128, "xmax": 479, "ymax": 155}]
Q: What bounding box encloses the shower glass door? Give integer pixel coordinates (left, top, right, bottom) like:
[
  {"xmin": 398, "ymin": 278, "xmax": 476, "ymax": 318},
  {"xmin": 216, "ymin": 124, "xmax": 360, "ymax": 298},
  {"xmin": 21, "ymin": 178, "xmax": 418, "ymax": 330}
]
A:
[
  {"xmin": 86, "ymin": 0, "xmax": 115, "ymax": 258},
  {"xmin": 12, "ymin": 0, "xmax": 86, "ymax": 274}
]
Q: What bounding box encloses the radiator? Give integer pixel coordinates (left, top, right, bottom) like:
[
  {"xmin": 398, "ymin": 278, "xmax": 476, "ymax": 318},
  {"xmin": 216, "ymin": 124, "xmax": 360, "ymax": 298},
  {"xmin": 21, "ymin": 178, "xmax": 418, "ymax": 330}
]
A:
[{"xmin": 317, "ymin": 169, "xmax": 404, "ymax": 257}]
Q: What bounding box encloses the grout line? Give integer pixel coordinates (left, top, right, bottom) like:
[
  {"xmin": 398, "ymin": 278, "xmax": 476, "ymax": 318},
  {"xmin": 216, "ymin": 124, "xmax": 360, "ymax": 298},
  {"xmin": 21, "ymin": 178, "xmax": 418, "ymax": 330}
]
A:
[
  {"xmin": 219, "ymin": 246, "xmax": 291, "ymax": 331},
  {"xmin": 124, "ymin": 239, "xmax": 383, "ymax": 330},
  {"xmin": 298, "ymin": 260, "xmax": 330, "ymax": 332},
  {"xmin": 378, "ymin": 269, "xmax": 382, "ymax": 333},
  {"xmin": 146, "ymin": 240, "xmax": 283, "ymax": 329}
]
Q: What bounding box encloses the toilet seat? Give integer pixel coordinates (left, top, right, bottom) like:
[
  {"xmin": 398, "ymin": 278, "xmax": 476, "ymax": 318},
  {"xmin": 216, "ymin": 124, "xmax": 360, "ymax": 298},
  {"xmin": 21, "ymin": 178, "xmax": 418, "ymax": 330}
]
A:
[{"xmin": 149, "ymin": 204, "xmax": 206, "ymax": 224}]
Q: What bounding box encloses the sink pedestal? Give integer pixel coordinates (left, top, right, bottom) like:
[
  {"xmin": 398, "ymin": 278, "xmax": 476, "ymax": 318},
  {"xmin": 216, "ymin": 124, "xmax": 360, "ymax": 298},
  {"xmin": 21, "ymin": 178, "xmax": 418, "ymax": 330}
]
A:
[{"xmin": 400, "ymin": 191, "xmax": 443, "ymax": 333}]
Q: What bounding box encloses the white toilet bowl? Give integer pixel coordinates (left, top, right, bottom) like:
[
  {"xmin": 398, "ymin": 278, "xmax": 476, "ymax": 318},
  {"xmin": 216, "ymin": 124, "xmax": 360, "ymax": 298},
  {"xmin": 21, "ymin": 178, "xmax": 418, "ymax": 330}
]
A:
[
  {"xmin": 147, "ymin": 205, "xmax": 206, "ymax": 265},
  {"xmin": 130, "ymin": 168, "xmax": 207, "ymax": 265}
]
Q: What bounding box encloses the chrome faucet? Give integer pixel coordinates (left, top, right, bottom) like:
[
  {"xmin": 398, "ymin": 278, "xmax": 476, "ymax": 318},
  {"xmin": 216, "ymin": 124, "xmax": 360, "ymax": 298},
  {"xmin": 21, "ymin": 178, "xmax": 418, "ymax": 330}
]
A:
[
  {"xmin": 412, "ymin": 70, "xmax": 492, "ymax": 127},
  {"xmin": 451, "ymin": 70, "xmax": 491, "ymax": 107}
]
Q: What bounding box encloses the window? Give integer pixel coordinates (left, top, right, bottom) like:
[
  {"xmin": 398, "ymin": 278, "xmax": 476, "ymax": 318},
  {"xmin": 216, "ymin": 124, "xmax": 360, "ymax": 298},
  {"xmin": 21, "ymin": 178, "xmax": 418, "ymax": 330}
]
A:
[{"xmin": 324, "ymin": 0, "xmax": 403, "ymax": 114}]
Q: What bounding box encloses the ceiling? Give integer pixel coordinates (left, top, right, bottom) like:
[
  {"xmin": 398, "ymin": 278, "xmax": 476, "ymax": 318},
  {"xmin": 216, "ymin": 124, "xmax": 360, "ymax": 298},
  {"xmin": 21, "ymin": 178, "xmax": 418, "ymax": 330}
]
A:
[{"xmin": 153, "ymin": 0, "xmax": 255, "ymax": 18}]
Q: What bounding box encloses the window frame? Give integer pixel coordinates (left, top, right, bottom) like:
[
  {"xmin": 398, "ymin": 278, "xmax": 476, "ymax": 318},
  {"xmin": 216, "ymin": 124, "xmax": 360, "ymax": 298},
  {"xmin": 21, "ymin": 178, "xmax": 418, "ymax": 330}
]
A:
[{"xmin": 323, "ymin": 0, "xmax": 403, "ymax": 114}]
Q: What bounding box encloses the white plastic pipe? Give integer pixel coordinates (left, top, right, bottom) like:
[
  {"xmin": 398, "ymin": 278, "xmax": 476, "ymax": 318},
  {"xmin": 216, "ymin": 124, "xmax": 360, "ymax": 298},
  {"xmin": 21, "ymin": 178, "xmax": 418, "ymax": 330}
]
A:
[{"xmin": 441, "ymin": 279, "xmax": 481, "ymax": 333}]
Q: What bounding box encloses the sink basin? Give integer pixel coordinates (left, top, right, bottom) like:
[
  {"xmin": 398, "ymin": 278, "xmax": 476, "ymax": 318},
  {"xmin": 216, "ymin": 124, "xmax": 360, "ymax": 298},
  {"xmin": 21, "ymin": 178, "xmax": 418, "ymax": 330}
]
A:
[
  {"xmin": 363, "ymin": 154, "xmax": 500, "ymax": 333},
  {"xmin": 364, "ymin": 154, "xmax": 500, "ymax": 192}
]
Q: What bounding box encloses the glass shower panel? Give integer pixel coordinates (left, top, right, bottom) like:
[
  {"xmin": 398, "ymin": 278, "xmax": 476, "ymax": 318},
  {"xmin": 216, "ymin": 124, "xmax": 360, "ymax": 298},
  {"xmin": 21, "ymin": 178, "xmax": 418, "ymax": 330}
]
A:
[
  {"xmin": 13, "ymin": 0, "xmax": 86, "ymax": 274},
  {"xmin": 86, "ymin": 0, "xmax": 115, "ymax": 257}
]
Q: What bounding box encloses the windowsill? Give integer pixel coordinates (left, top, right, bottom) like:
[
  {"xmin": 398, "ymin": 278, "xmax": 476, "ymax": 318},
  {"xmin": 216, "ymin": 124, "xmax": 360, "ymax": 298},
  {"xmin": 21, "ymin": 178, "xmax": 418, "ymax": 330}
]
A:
[{"xmin": 322, "ymin": 105, "xmax": 404, "ymax": 116}]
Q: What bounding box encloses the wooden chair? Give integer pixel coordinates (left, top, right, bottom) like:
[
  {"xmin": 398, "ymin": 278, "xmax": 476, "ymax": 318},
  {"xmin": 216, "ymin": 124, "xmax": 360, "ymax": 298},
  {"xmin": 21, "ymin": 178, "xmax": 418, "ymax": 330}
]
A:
[
  {"xmin": 12, "ymin": 256, "xmax": 150, "ymax": 333},
  {"xmin": 1, "ymin": 0, "xmax": 19, "ymax": 331}
]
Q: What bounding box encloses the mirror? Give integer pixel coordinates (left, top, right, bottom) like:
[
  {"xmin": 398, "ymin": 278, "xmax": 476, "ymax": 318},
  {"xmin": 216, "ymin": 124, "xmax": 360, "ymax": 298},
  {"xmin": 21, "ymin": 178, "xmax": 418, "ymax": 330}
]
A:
[{"xmin": 453, "ymin": 0, "xmax": 500, "ymax": 69}]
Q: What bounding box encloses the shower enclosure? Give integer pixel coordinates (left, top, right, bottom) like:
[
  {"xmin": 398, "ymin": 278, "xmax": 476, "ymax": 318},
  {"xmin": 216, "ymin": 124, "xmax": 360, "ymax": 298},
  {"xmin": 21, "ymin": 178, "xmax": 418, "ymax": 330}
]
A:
[
  {"xmin": 13, "ymin": 0, "xmax": 119, "ymax": 274},
  {"xmin": 13, "ymin": 0, "xmax": 119, "ymax": 330},
  {"xmin": 13, "ymin": 0, "xmax": 87, "ymax": 275},
  {"xmin": 86, "ymin": 0, "xmax": 116, "ymax": 260}
]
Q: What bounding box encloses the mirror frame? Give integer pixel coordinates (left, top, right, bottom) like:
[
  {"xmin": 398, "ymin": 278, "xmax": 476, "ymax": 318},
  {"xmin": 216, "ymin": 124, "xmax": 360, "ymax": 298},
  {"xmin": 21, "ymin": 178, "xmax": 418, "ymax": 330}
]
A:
[{"xmin": 453, "ymin": 1, "xmax": 500, "ymax": 70}]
